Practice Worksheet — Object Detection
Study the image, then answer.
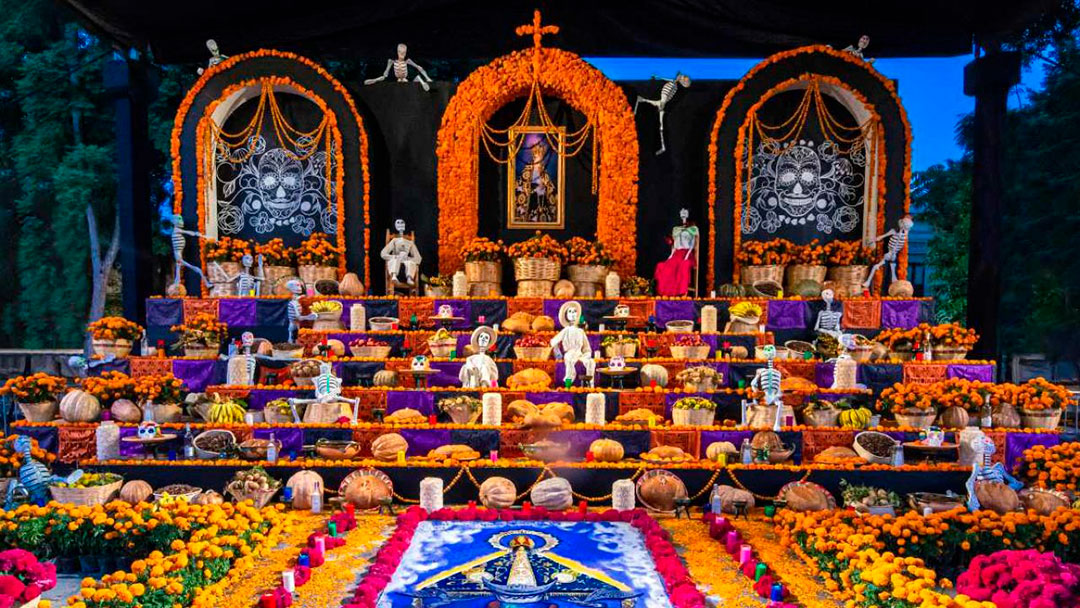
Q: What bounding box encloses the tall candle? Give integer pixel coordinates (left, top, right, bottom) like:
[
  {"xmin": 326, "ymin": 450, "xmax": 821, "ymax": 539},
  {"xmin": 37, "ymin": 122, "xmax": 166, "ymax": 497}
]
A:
[
  {"xmin": 482, "ymin": 393, "xmax": 503, "ymax": 426},
  {"xmin": 738, "ymin": 544, "xmax": 753, "ymax": 565},
  {"xmin": 755, "ymin": 563, "xmax": 767, "ymax": 581},
  {"xmin": 770, "ymin": 583, "xmax": 784, "ymax": 602},
  {"xmin": 612, "ymin": 479, "xmax": 635, "ymax": 511},
  {"xmin": 350, "ymin": 304, "xmax": 366, "ymax": 331},
  {"xmin": 585, "ymin": 393, "xmax": 606, "ymax": 425},
  {"xmin": 282, "ymin": 570, "xmax": 295, "ymax": 593},
  {"xmin": 260, "ymin": 594, "xmax": 276, "ymax": 608},
  {"xmin": 725, "ymin": 530, "xmax": 739, "ymax": 553},
  {"xmin": 700, "ymin": 305, "xmax": 718, "ymax": 333}
]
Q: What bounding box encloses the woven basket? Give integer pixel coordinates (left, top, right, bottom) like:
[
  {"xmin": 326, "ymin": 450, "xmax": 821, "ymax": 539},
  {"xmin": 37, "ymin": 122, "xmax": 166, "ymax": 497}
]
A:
[
  {"xmin": 514, "ymin": 346, "xmax": 551, "ymax": 361},
  {"xmin": 184, "ymin": 343, "xmax": 220, "ymax": 358},
  {"xmin": 670, "ymin": 345, "xmax": 711, "ymax": 360},
  {"xmin": 932, "ymin": 346, "xmax": 969, "ymax": 361},
  {"xmin": 18, "ymin": 401, "xmax": 58, "ymax": 423},
  {"xmin": 827, "ymin": 265, "xmax": 869, "ymax": 286},
  {"xmin": 568, "ymin": 264, "xmax": 608, "ymax": 284},
  {"xmin": 226, "ymin": 484, "xmax": 280, "ymax": 509},
  {"xmin": 468, "ymin": 281, "xmax": 502, "ymax": 297},
  {"xmin": 1020, "ymin": 408, "xmax": 1063, "ymax": 429},
  {"xmin": 49, "ymin": 479, "xmax": 122, "ymax": 506},
  {"xmin": 671, "ymin": 408, "xmax": 715, "ymax": 426},
  {"xmin": 466, "ymin": 261, "xmax": 503, "ymax": 283},
  {"xmin": 571, "ymin": 281, "xmax": 601, "ymax": 297},
  {"xmin": 604, "ymin": 343, "xmax": 637, "ymax": 358},
  {"xmin": 513, "ymin": 257, "xmax": 561, "ymax": 281},
  {"xmin": 894, "ymin": 409, "xmax": 937, "ymax": 429},
  {"xmin": 803, "ymin": 408, "xmax": 840, "ymax": 427},
  {"xmin": 740, "ymin": 264, "xmax": 784, "ymax": 285},
  {"xmin": 429, "ymin": 338, "xmax": 458, "ymax": 358},
  {"xmin": 517, "ymin": 280, "xmax": 553, "ymax": 297},
  {"xmin": 264, "ymin": 265, "xmax": 297, "ymax": 296},
  {"xmin": 92, "ymin": 339, "xmax": 133, "ymax": 359},
  {"xmin": 424, "ymin": 285, "xmax": 450, "ymax": 297},
  {"xmin": 312, "ymin": 311, "xmax": 343, "ymax": 331},
  {"xmin": 263, "ymin": 405, "xmax": 300, "ymax": 425},
  {"xmin": 785, "ymin": 264, "xmax": 827, "ymax": 290},
  {"xmin": 350, "ymin": 345, "xmax": 392, "ymax": 359},
  {"xmin": 298, "ymin": 264, "xmax": 337, "ymax": 287},
  {"xmin": 208, "ymin": 261, "xmax": 241, "ymax": 296}
]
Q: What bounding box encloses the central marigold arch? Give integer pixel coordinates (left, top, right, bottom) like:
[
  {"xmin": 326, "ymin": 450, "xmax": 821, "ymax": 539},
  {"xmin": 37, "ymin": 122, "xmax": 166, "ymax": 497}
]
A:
[{"xmin": 436, "ymin": 46, "xmax": 639, "ymax": 276}]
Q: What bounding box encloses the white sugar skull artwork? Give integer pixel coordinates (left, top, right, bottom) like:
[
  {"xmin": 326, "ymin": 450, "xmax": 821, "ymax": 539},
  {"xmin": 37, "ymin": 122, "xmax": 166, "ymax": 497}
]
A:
[
  {"xmin": 609, "ymin": 355, "xmax": 626, "ymax": 371},
  {"xmin": 411, "ymin": 355, "xmax": 429, "ymax": 371}
]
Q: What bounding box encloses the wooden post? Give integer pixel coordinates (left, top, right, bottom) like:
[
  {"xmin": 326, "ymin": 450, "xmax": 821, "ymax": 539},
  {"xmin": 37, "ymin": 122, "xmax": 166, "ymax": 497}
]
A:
[{"xmin": 963, "ymin": 51, "xmax": 1019, "ymax": 363}]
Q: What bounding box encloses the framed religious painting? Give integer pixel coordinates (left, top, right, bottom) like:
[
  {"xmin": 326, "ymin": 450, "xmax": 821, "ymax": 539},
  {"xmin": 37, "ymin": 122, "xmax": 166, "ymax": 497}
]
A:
[{"xmin": 507, "ymin": 125, "xmax": 566, "ymax": 229}]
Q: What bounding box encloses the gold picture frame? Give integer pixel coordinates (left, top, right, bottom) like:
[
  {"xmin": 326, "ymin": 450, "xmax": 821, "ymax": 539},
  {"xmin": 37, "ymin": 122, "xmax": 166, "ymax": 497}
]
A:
[{"xmin": 507, "ymin": 125, "xmax": 565, "ymax": 229}]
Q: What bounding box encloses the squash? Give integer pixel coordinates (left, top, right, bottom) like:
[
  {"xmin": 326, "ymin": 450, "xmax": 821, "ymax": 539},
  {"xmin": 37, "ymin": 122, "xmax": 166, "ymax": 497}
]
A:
[
  {"xmin": 119, "ymin": 480, "xmax": 153, "ymax": 504},
  {"xmin": 256, "ymin": 340, "xmax": 274, "ymax": 356},
  {"xmin": 888, "ymin": 280, "xmax": 914, "ymax": 298},
  {"xmin": 110, "ymin": 399, "xmax": 142, "ymax": 423},
  {"xmin": 344, "ymin": 474, "xmax": 391, "ymax": 510},
  {"xmin": 1020, "ymin": 489, "xmax": 1069, "ymax": 516},
  {"xmin": 729, "ymin": 346, "xmax": 749, "ymax": 359},
  {"xmin": 751, "ymin": 431, "xmax": 783, "ymax": 452},
  {"xmin": 479, "ymin": 477, "xmax": 517, "ymax": 509},
  {"xmin": 938, "ymin": 406, "xmax": 970, "ymax": 429},
  {"xmin": 717, "ymin": 283, "xmax": 745, "ymax": 298},
  {"xmin": 503, "ymin": 312, "xmax": 535, "ymax": 333},
  {"xmin": 60, "ymin": 390, "xmax": 101, "ymax": 422},
  {"xmin": 637, "ymin": 470, "xmax": 688, "ymax": 512},
  {"xmin": 286, "ymin": 470, "xmax": 324, "ymax": 510},
  {"xmin": 530, "ymin": 477, "xmax": 572, "ymax": 510},
  {"xmin": 194, "ymin": 490, "xmax": 224, "ymax": 505},
  {"xmin": 553, "ymin": 280, "xmax": 575, "ymax": 298},
  {"xmin": 531, "ymin": 315, "xmax": 556, "ymax": 332},
  {"xmin": 373, "ymin": 370, "xmax": 399, "ymax": 387},
  {"xmin": 339, "ymin": 272, "xmax": 365, "ymax": 296},
  {"xmin": 639, "ymin": 364, "xmax": 669, "ymax": 388},
  {"xmin": 974, "ymin": 481, "xmax": 1020, "ymax": 514},
  {"xmin": 782, "ymin": 483, "xmax": 833, "ymax": 512},
  {"xmin": 992, "ymin": 403, "xmax": 1021, "ymax": 428},
  {"xmin": 507, "ymin": 368, "xmax": 552, "ymax": 390},
  {"xmin": 710, "ymin": 484, "xmax": 755, "ymax": 514},
  {"xmin": 647, "ymin": 445, "xmax": 687, "ymax": 460},
  {"xmin": 705, "ymin": 441, "xmax": 737, "ymax": 461},
  {"xmin": 589, "ymin": 439, "xmax": 624, "ymax": 462},
  {"xmin": 372, "ymin": 433, "xmax": 408, "ymax": 461}
]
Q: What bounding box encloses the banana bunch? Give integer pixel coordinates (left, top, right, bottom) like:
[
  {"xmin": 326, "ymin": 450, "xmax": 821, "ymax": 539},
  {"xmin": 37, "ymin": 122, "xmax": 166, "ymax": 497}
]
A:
[
  {"xmin": 839, "ymin": 407, "xmax": 873, "ymax": 429},
  {"xmin": 310, "ymin": 300, "xmax": 343, "ymax": 313},
  {"xmin": 729, "ymin": 301, "xmax": 763, "ymax": 319},
  {"xmin": 208, "ymin": 394, "xmax": 247, "ymax": 423}
]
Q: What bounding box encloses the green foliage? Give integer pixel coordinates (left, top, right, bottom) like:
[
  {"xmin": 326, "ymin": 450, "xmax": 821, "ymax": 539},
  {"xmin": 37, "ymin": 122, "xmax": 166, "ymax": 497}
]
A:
[{"xmin": 912, "ymin": 159, "xmax": 971, "ymax": 323}]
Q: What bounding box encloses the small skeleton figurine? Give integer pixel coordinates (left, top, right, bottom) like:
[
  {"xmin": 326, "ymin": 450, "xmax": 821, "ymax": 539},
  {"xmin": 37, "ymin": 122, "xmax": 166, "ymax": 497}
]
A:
[
  {"xmin": 287, "ymin": 362, "xmax": 361, "ymax": 421},
  {"xmin": 197, "ymin": 39, "xmax": 228, "ymax": 75},
  {"xmin": 843, "ymin": 35, "xmax": 875, "ymax": 64},
  {"xmin": 550, "ymin": 301, "xmax": 596, "ymax": 387},
  {"xmin": 5, "ymin": 436, "xmax": 82, "ymax": 508},
  {"xmin": 965, "ymin": 432, "xmax": 1023, "ymax": 512},
  {"xmin": 167, "ymin": 214, "xmax": 212, "ymax": 293},
  {"xmin": 864, "ymin": 215, "xmax": 914, "ymax": 290},
  {"xmin": 634, "ymin": 73, "xmax": 691, "ymax": 155},
  {"xmin": 364, "ymin": 44, "xmax": 433, "ymax": 91},
  {"xmin": 381, "ymin": 218, "xmax": 422, "ymax": 286},
  {"xmin": 285, "ymin": 278, "xmax": 318, "ymax": 343},
  {"xmin": 459, "ymin": 326, "xmax": 499, "ymax": 388},
  {"xmin": 814, "ymin": 288, "xmax": 843, "ymax": 340},
  {"xmin": 750, "ymin": 344, "xmax": 784, "ymax": 431},
  {"xmin": 210, "ymin": 253, "xmax": 266, "ymax": 296}
]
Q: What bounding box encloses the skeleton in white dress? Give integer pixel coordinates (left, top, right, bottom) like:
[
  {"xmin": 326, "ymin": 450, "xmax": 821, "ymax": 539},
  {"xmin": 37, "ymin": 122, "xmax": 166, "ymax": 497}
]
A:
[{"xmin": 550, "ymin": 301, "xmax": 595, "ymax": 387}]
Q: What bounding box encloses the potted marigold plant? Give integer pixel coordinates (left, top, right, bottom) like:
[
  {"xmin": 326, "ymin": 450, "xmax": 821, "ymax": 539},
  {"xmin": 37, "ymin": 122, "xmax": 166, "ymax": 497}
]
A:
[
  {"xmin": 565, "ymin": 236, "xmax": 613, "ymax": 297},
  {"xmin": 785, "ymin": 239, "xmax": 828, "ymax": 292},
  {"xmin": 1014, "ymin": 377, "xmax": 1072, "ymax": 429},
  {"xmin": 0, "ymin": 374, "xmax": 66, "ymax": 423},
  {"xmin": 295, "ymin": 232, "xmax": 340, "ymax": 289},
  {"xmin": 878, "ymin": 382, "xmax": 937, "ymax": 429},
  {"xmin": 735, "ymin": 239, "xmax": 794, "ymax": 286},
  {"xmin": 204, "ymin": 236, "xmax": 252, "ymax": 296},
  {"xmin": 621, "ymin": 275, "xmax": 652, "ymax": 297},
  {"xmin": 462, "ymin": 237, "xmax": 505, "ymax": 292},
  {"xmin": 87, "ymin": 316, "xmax": 143, "ymax": 358},
  {"xmin": 927, "ymin": 322, "xmax": 979, "ymax": 360},
  {"xmin": 255, "ymin": 238, "xmax": 297, "ymax": 295},
  {"xmin": 671, "ymin": 396, "xmax": 717, "ymax": 426},
  {"xmin": 507, "ymin": 232, "xmax": 568, "ymax": 296},
  {"xmin": 874, "ymin": 326, "xmax": 921, "ymax": 361},
  {"xmin": 824, "ymin": 240, "xmax": 876, "ymax": 294},
  {"xmin": 171, "ymin": 313, "xmax": 228, "ymax": 357},
  {"xmin": 134, "ymin": 373, "xmax": 186, "ymax": 422}
]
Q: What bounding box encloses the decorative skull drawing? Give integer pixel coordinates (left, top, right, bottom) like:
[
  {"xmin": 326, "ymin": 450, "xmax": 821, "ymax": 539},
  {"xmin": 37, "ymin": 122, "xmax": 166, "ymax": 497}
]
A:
[
  {"xmin": 257, "ymin": 150, "xmax": 304, "ymax": 220},
  {"xmin": 775, "ymin": 144, "xmax": 822, "ymax": 218}
]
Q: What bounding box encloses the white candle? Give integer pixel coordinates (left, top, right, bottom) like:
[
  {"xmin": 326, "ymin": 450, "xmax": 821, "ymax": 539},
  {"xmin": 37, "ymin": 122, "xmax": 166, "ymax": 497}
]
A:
[
  {"xmin": 420, "ymin": 477, "xmax": 444, "ymax": 512},
  {"xmin": 612, "ymin": 479, "xmax": 635, "ymax": 511},
  {"xmin": 482, "ymin": 393, "xmax": 503, "ymax": 426},
  {"xmin": 282, "ymin": 570, "xmax": 295, "ymax": 593},
  {"xmin": 585, "ymin": 394, "xmax": 606, "ymax": 425},
  {"xmin": 350, "ymin": 304, "xmax": 367, "ymax": 331}
]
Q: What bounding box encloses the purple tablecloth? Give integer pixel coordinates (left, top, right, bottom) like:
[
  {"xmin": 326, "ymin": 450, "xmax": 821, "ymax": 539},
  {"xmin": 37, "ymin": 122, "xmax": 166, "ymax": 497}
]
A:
[
  {"xmin": 525, "ymin": 392, "xmax": 573, "ymax": 405},
  {"xmin": 766, "ymin": 301, "xmax": 808, "ymax": 330},
  {"xmin": 400, "ymin": 429, "xmax": 452, "ymax": 456},
  {"xmin": 881, "ymin": 300, "xmax": 920, "ymax": 329},
  {"xmin": 1005, "ymin": 432, "xmax": 1061, "ymax": 469},
  {"xmin": 700, "ymin": 430, "xmax": 754, "ymax": 448},
  {"xmin": 549, "ymin": 429, "xmax": 602, "ymax": 456},
  {"xmin": 815, "ymin": 363, "xmax": 835, "ymax": 388},
  {"xmin": 387, "ymin": 391, "xmax": 435, "ymax": 415},
  {"xmin": 655, "ymin": 301, "xmax": 696, "ymax": 327},
  {"xmin": 172, "ymin": 359, "xmax": 220, "ymax": 392},
  {"xmin": 219, "ymin": 299, "xmax": 257, "ymax": 326},
  {"xmin": 946, "ymin": 364, "xmax": 994, "ymax": 382},
  {"xmin": 253, "ymin": 427, "xmax": 303, "ymax": 454}
]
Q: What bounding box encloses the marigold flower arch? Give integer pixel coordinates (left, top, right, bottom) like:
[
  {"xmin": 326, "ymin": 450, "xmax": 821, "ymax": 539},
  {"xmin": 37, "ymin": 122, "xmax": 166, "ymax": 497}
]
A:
[{"xmin": 436, "ymin": 46, "xmax": 639, "ymax": 276}]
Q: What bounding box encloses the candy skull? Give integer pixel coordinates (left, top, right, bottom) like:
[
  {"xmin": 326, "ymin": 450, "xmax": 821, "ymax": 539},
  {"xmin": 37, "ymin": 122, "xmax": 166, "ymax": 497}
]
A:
[{"xmin": 775, "ymin": 144, "xmax": 821, "ymax": 218}]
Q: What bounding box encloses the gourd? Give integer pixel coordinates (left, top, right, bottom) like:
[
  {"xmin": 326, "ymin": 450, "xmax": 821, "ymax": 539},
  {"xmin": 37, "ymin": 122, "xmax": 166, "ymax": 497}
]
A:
[
  {"xmin": 110, "ymin": 399, "xmax": 142, "ymax": 423},
  {"xmin": 717, "ymin": 283, "xmax": 745, "ymax": 297},
  {"xmin": 705, "ymin": 441, "xmax": 737, "ymax": 461},
  {"xmin": 373, "ymin": 370, "xmax": 399, "ymax": 387},
  {"xmin": 975, "ymin": 481, "xmax": 1020, "ymax": 514},
  {"xmin": 553, "ymin": 280, "xmax": 575, "ymax": 298},
  {"xmin": 506, "ymin": 400, "xmax": 538, "ymax": 423},
  {"xmin": 938, "ymin": 406, "xmax": 970, "ymax": 429},
  {"xmin": 637, "ymin": 471, "xmax": 688, "ymax": 512},
  {"xmin": 1021, "ymin": 489, "xmax": 1069, "ymax": 516},
  {"xmin": 711, "ymin": 484, "xmax": 755, "ymax": 513},
  {"xmin": 194, "ymin": 490, "xmax": 224, "ymax": 505},
  {"xmin": 339, "ymin": 273, "xmax": 365, "ymax": 296},
  {"xmin": 992, "ymin": 403, "xmax": 1021, "ymax": 428},
  {"xmin": 530, "ymin": 478, "xmax": 572, "ymax": 510},
  {"xmin": 783, "ymin": 484, "xmax": 833, "ymax": 512},
  {"xmin": 344, "ymin": 475, "xmax": 391, "ymax": 510},
  {"xmin": 371, "ymin": 433, "xmax": 408, "ymax": 461},
  {"xmin": 589, "ymin": 439, "xmax": 624, "ymax": 462},
  {"xmin": 286, "ymin": 470, "xmax": 324, "ymax": 510},
  {"xmin": 60, "ymin": 390, "xmax": 101, "ymax": 422},
  {"xmin": 479, "ymin": 477, "xmax": 517, "ymax": 509},
  {"xmin": 751, "ymin": 431, "xmax": 783, "ymax": 452},
  {"xmin": 531, "ymin": 315, "xmax": 556, "ymax": 332},
  {"xmin": 639, "ymin": 364, "xmax": 669, "ymax": 388},
  {"xmin": 119, "ymin": 480, "xmax": 153, "ymax": 504}
]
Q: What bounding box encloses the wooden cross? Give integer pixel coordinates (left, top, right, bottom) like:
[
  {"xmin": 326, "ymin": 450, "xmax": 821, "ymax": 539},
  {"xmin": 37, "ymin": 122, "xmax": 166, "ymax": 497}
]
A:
[{"xmin": 515, "ymin": 9, "xmax": 559, "ymax": 50}]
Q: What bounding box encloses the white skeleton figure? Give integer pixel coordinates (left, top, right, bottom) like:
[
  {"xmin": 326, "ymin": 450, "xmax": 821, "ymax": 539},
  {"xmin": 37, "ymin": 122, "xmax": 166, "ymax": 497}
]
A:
[
  {"xmin": 211, "ymin": 253, "xmax": 266, "ymax": 296},
  {"xmin": 864, "ymin": 215, "xmax": 914, "ymax": 289},
  {"xmin": 750, "ymin": 344, "xmax": 784, "ymax": 431},
  {"xmin": 168, "ymin": 215, "xmax": 212, "ymax": 291},
  {"xmin": 285, "ymin": 278, "xmax": 317, "ymax": 342},
  {"xmin": 364, "ymin": 44, "xmax": 433, "ymax": 91},
  {"xmin": 668, "ymin": 207, "xmax": 698, "ymax": 261},
  {"xmin": 965, "ymin": 432, "xmax": 1023, "ymax": 511},
  {"xmin": 381, "ymin": 218, "xmax": 422, "ymax": 286},
  {"xmin": 634, "ymin": 73, "xmax": 691, "ymax": 155},
  {"xmin": 288, "ymin": 362, "xmax": 361, "ymax": 422},
  {"xmin": 550, "ymin": 301, "xmax": 595, "ymax": 387},
  {"xmin": 842, "ymin": 35, "xmax": 875, "ymax": 64},
  {"xmin": 459, "ymin": 326, "xmax": 499, "ymax": 388},
  {"xmin": 197, "ymin": 39, "xmax": 227, "ymax": 75},
  {"xmin": 814, "ymin": 288, "xmax": 843, "ymax": 340}
]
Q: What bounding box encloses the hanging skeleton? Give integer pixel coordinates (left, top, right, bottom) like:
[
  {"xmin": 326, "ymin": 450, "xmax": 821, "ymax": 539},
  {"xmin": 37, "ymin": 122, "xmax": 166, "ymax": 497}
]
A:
[
  {"xmin": 197, "ymin": 39, "xmax": 227, "ymax": 75},
  {"xmin": 364, "ymin": 44, "xmax": 433, "ymax": 91},
  {"xmin": 210, "ymin": 253, "xmax": 266, "ymax": 296},
  {"xmin": 634, "ymin": 73, "xmax": 691, "ymax": 155},
  {"xmin": 166, "ymin": 214, "xmax": 212, "ymax": 293},
  {"xmin": 750, "ymin": 345, "xmax": 784, "ymax": 431},
  {"xmin": 863, "ymin": 215, "xmax": 914, "ymax": 289},
  {"xmin": 285, "ymin": 279, "xmax": 318, "ymax": 342},
  {"xmin": 842, "ymin": 35, "xmax": 875, "ymax": 64},
  {"xmin": 965, "ymin": 432, "xmax": 1023, "ymax": 511}
]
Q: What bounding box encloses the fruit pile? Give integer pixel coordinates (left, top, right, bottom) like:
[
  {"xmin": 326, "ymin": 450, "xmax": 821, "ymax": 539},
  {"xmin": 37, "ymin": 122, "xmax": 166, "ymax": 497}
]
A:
[
  {"xmin": 207, "ymin": 395, "xmax": 247, "ymax": 423},
  {"xmin": 55, "ymin": 472, "xmax": 122, "ymax": 488},
  {"xmin": 838, "ymin": 406, "xmax": 873, "ymax": 429}
]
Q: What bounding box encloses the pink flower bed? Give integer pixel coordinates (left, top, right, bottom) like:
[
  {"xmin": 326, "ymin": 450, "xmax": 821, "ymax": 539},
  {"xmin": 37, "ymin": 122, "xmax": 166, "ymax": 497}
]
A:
[
  {"xmin": 344, "ymin": 506, "xmax": 705, "ymax": 608},
  {"xmin": 0, "ymin": 548, "xmax": 56, "ymax": 607},
  {"xmin": 956, "ymin": 549, "xmax": 1080, "ymax": 608}
]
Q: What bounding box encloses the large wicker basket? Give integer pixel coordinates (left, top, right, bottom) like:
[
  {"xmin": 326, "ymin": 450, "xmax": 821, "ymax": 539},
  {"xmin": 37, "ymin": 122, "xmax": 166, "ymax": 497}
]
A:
[
  {"xmin": 298, "ymin": 264, "xmax": 337, "ymax": 287},
  {"xmin": 466, "ymin": 261, "xmax": 503, "ymax": 283},
  {"xmin": 517, "ymin": 280, "xmax": 553, "ymax": 297},
  {"xmin": 671, "ymin": 408, "xmax": 715, "ymax": 426},
  {"xmin": 670, "ymin": 345, "xmax": 711, "ymax": 360},
  {"xmin": 92, "ymin": 339, "xmax": 133, "ymax": 359},
  {"xmin": 429, "ymin": 338, "xmax": 458, "ymax": 358},
  {"xmin": 18, "ymin": 401, "xmax": 58, "ymax": 423},
  {"xmin": 894, "ymin": 409, "xmax": 937, "ymax": 429},
  {"xmin": 208, "ymin": 261, "xmax": 241, "ymax": 296},
  {"xmin": 468, "ymin": 281, "xmax": 502, "ymax": 297},
  {"xmin": 785, "ymin": 264, "xmax": 827, "ymax": 290},
  {"xmin": 513, "ymin": 257, "xmax": 561, "ymax": 281},
  {"xmin": 184, "ymin": 343, "xmax": 220, "ymax": 358},
  {"xmin": 350, "ymin": 344, "xmax": 392, "ymax": 359},
  {"xmin": 264, "ymin": 265, "xmax": 297, "ymax": 296},
  {"xmin": 604, "ymin": 343, "xmax": 637, "ymax": 358},
  {"xmin": 567, "ymin": 264, "xmax": 608, "ymax": 284},
  {"xmin": 828, "ymin": 265, "xmax": 869, "ymax": 287},
  {"xmin": 49, "ymin": 479, "xmax": 123, "ymax": 506},
  {"xmin": 514, "ymin": 346, "xmax": 552, "ymax": 361},
  {"xmin": 740, "ymin": 264, "xmax": 784, "ymax": 285},
  {"xmin": 1020, "ymin": 408, "xmax": 1062, "ymax": 429},
  {"xmin": 312, "ymin": 311, "xmax": 343, "ymax": 331}
]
